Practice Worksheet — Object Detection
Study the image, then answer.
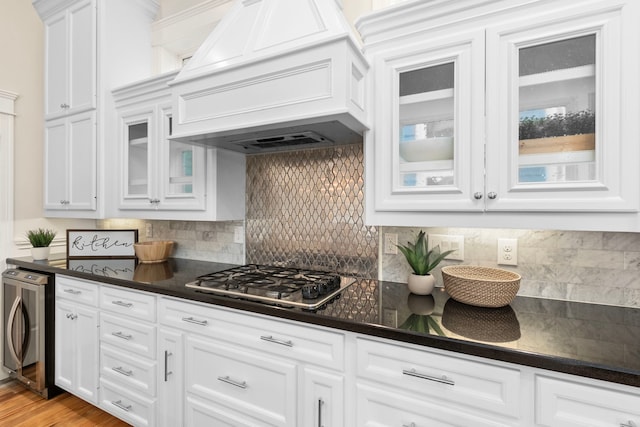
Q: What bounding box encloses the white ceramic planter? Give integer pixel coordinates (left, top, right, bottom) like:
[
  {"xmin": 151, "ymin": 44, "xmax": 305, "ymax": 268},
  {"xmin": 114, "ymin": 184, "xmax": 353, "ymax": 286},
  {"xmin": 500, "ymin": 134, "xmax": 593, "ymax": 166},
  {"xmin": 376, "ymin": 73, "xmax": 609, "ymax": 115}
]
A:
[
  {"xmin": 30, "ymin": 247, "xmax": 50, "ymax": 260},
  {"xmin": 407, "ymin": 273, "xmax": 436, "ymax": 295}
]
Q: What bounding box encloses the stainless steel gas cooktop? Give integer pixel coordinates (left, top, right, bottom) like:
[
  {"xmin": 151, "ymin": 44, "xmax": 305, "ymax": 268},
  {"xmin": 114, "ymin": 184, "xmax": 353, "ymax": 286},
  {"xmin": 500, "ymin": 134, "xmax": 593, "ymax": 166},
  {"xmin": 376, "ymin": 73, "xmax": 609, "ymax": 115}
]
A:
[{"xmin": 185, "ymin": 264, "xmax": 356, "ymax": 310}]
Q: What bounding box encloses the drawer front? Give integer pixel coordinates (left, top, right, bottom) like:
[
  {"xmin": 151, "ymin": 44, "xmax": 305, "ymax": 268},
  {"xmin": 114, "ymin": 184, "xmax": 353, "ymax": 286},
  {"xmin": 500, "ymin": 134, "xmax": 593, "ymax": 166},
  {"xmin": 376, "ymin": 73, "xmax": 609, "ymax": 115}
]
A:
[
  {"xmin": 100, "ymin": 344, "xmax": 157, "ymax": 397},
  {"xmin": 185, "ymin": 335, "xmax": 297, "ymax": 427},
  {"xmin": 100, "ymin": 285, "xmax": 156, "ymax": 322},
  {"xmin": 357, "ymin": 383, "xmax": 514, "ymax": 427},
  {"xmin": 100, "ymin": 378, "xmax": 156, "ymax": 427},
  {"xmin": 535, "ymin": 375, "xmax": 640, "ymax": 426},
  {"xmin": 56, "ymin": 275, "xmax": 99, "ymax": 306},
  {"xmin": 186, "ymin": 395, "xmax": 275, "ymax": 427},
  {"xmin": 160, "ymin": 297, "xmax": 344, "ymax": 369},
  {"xmin": 356, "ymin": 337, "xmax": 521, "ymax": 418},
  {"xmin": 100, "ymin": 312, "xmax": 156, "ymax": 358}
]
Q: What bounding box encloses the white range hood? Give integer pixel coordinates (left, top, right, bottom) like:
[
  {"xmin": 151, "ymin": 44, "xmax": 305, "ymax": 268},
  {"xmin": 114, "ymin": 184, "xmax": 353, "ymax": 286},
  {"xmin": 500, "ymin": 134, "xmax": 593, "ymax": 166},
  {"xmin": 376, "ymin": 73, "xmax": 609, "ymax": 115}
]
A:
[{"xmin": 169, "ymin": 0, "xmax": 369, "ymax": 153}]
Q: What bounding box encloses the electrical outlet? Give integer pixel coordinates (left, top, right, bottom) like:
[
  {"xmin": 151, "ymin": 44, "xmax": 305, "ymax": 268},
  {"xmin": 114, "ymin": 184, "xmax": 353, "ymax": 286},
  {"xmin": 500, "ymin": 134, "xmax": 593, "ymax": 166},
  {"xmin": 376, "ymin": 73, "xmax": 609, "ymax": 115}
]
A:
[
  {"xmin": 145, "ymin": 223, "xmax": 153, "ymax": 238},
  {"xmin": 234, "ymin": 226, "xmax": 244, "ymax": 244},
  {"xmin": 498, "ymin": 238, "xmax": 518, "ymax": 266},
  {"xmin": 384, "ymin": 233, "xmax": 398, "ymax": 254},
  {"xmin": 428, "ymin": 234, "xmax": 464, "ymax": 261}
]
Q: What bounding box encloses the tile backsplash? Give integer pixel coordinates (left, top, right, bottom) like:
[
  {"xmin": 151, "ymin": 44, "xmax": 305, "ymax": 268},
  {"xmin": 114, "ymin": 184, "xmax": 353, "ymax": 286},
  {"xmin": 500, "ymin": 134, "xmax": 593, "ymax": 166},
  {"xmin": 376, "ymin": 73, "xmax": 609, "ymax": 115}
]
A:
[
  {"xmin": 245, "ymin": 144, "xmax": 378, "ymax": 278},
  {"xmin": 382, "ymin": 227, "xmax": 640, "ymax": 308},
  {"xmin": 101, "ymin": 143, "xmax": 640, "ymax": 308}
]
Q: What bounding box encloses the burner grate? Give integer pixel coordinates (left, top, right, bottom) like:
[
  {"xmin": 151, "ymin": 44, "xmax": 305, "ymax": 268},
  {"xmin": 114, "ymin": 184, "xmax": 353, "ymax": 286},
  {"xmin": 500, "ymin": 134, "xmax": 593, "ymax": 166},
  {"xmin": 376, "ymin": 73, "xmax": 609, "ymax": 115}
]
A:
[{"xmin": 185, "ymin": 264, "xmax": 355, "ymax": 310}]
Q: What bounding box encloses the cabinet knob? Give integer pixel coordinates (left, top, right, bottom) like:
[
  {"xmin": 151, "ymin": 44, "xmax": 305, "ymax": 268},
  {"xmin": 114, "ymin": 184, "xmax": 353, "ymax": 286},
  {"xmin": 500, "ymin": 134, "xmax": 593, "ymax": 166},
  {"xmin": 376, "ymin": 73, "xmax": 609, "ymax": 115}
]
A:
[
  {"xmin": 60, "ymin": 103, "xmax": 69, "ymax": 109},
  {"xmin": 487, "ymin": 192, "xmax": 497, "ymax": 199},
  {"xmin": 473, "ymin": 192, "xmax": 483, "ymax": 200}
]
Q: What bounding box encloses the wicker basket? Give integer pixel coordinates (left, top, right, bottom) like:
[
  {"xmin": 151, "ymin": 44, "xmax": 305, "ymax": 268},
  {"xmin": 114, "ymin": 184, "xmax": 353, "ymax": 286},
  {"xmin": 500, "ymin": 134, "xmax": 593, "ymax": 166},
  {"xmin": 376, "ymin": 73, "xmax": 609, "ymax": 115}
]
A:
[{"xmin": 441, "ymin": 265, "xmax": 521, "ymax": 308}]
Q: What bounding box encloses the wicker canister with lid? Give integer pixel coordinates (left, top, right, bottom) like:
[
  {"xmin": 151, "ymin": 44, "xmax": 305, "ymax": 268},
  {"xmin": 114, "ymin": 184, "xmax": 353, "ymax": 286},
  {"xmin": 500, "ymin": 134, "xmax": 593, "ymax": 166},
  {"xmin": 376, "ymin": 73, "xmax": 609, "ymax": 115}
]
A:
[{"xmin": 441, "ymin": 265, "xmax": 521, "ymax": 308}]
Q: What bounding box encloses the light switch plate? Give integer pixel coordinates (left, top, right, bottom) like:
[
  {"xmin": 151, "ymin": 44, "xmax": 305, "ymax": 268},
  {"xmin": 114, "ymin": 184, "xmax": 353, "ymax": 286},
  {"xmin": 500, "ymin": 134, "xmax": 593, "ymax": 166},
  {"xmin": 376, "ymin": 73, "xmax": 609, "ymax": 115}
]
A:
[{"xmin": 428, "ymin": 234, "xmax": 464, "ymax": 261}]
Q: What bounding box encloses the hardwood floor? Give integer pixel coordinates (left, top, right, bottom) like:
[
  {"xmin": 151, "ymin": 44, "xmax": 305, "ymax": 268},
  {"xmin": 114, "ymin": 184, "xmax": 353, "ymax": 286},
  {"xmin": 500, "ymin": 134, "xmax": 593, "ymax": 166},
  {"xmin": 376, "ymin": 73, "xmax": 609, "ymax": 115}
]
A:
[{"xmin": 0, "ymin": 381, "xmax": 130, "ymax": 426}]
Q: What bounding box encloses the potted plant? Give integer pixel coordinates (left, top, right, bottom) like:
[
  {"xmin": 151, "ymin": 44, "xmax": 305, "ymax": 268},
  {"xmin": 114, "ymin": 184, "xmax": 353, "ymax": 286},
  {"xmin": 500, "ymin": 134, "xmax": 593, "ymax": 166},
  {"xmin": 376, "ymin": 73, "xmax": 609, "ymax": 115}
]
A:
[
  {"xmin": 26, "ymin": 228, "xmax": 57, "ymax": 260},
  {"xmin": 396, "ymin": 230, "xmax": 456, "ymax": 295},
  {"xmin": 519, "ymin": 109, "xmax": 595, "ymax": 155}
]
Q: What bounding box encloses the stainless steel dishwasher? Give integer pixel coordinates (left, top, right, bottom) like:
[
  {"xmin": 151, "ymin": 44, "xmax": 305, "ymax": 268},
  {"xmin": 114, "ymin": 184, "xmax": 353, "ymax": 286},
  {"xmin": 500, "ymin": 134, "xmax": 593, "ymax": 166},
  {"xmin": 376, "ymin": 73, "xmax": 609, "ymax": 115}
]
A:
[{"xmin": 2, "ymin": 268, "xmax": 58, "ymax": 398}]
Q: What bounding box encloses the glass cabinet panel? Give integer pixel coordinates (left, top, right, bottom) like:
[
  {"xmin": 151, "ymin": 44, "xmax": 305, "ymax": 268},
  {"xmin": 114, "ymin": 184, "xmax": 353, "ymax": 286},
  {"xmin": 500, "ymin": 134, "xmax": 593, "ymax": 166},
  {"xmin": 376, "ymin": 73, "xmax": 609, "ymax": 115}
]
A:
[
  {"xmin": 518, "ymin": 34, "xmax": 596, "ymax": 184},
  {"xmin": 127, "ymin": 121, "xmax": 149, "ymax": 196},
  {"xmin": 165, "ymin": 115, "xmax": 195, "ymax": 197},
  {"xmin": 398, "ymin": 62, "xmax": 455, "ymax": 188}
]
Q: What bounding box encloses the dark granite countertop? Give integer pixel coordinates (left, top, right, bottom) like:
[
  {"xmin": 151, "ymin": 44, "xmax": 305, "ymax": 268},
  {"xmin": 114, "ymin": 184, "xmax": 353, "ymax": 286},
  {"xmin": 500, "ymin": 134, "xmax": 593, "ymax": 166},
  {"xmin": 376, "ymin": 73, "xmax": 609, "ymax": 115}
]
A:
[{"xmin": 7, "ymin": 255, "xmax": 640, "ymax": 388}]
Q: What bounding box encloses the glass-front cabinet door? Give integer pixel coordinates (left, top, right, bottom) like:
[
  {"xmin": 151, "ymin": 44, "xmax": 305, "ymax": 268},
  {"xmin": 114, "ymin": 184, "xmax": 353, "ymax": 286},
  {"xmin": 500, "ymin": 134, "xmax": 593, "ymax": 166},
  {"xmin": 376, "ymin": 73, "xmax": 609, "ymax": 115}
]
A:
[
  {"xmin": 371, "ymin": 30, "xmax": 485, "ymax": 212},
  {"xmin": 486, "ymin": 2, "xmax": 638, "ymax": 212},
  {"xmin": 120, "ymin": 109, "xmax": 153, "ymax": 209},
  {"xmin": 157, "ymin": 104, "xmax": 206, "ymax": 210}
]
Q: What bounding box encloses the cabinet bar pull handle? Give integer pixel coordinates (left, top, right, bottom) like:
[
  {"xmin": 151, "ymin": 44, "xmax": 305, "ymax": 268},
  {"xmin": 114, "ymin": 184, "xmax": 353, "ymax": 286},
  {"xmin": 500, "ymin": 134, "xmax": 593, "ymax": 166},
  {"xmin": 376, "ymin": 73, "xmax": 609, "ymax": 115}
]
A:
[
  {"xmin": 402, "ymin": 368, "xmax": 455, "ymax": 386},
  {"xmin": 112, "ymin": 366, "xmax": 133, "ymax": 377},
  {"xmin": 164, "ymin": 350, "xmax": 173, "ymax": 382},
  {"xmin": 217, "ymin": 375, "xmax": 247, "ymax": 389},
  {"xmin": 63, "ymin": 289, "xmax": 81, "ymax": 295},
  {"xmin": 181, "ymin": 316, "xmax": 208, "ymax": 326},
  {"xmin": 112, "ymin": 331, "xmax": 133, "ymax": 340},
  {"xmin": 621, "ymin": 422, "xmax": 637, "ymax": 427},
  {"xmin": 318, "ymin": 398, "xmax": 324, "ymax": 427},
  {"xmin": 402, "ymin": 423, "xmax": 416, "ymax": 427},
  {"xmin": 260, "ymin": 335, "xmax": 293, "ymax": 347},
  {"xmin": 112, "ymin": 300, "xmax": 133, "ymax": 308},
  {"xmin": 111, "ymin": 400, "xmax": 132, "ymax": 412}
]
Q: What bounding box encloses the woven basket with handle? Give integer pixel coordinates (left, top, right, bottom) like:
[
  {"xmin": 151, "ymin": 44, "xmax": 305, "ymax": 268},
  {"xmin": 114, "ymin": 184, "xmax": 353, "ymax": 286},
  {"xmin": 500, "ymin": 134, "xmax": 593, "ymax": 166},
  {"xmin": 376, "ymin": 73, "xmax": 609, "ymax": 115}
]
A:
[{"xmin": 441, "ymin": 265, "xmax": 521, "ymax": 308}]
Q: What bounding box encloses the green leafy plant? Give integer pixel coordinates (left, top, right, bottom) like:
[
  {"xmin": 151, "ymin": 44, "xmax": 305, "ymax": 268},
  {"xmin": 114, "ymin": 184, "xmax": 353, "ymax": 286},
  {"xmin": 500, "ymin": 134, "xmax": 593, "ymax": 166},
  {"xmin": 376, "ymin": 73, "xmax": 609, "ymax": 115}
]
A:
[
  {"xmin": 396, "ymin": 230, "xmax": 456, "ymax": 276},
  {"xmin": 519, "ymin": 110, "xmax": 595, "ymax": 140},
  {"xmin": 399, "ymin": 314, "xmax": 445, "ymax": 336},
  {"xmin": 26, "ymin": 228, "xmax": 57, "ymax": 247}
]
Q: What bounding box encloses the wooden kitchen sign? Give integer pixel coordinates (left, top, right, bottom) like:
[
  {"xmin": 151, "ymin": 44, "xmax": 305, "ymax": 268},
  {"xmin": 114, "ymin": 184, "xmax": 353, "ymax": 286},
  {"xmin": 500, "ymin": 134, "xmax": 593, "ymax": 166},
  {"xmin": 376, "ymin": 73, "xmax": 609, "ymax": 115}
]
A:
[{"xmin": 67, "ymin": 229, "xmax": 138, "ymax": 259}]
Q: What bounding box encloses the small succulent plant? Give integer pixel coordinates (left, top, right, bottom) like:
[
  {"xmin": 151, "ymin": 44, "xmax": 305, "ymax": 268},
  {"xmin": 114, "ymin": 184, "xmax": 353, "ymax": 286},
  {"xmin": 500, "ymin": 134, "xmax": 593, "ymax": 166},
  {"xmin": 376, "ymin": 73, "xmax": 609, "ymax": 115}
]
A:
[
  {"xmin": 26, "ymin": 228, "xmax": 57, "ymax": 247},
  {"xmin": 396, "ymin": 230, "xmax": 456, "ymax": 276}
]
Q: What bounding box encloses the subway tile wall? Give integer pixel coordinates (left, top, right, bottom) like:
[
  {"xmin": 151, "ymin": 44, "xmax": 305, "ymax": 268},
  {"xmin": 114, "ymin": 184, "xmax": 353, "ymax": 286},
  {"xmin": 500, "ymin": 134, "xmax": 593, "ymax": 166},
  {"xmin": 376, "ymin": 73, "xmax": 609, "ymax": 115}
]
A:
[
  {"xmin": 98, "ymin": 218, "xmax": 245, "ymax": 265},
  {"xmin": 382, "ymin": 227, "xmax": 640, "ymax": 308}
]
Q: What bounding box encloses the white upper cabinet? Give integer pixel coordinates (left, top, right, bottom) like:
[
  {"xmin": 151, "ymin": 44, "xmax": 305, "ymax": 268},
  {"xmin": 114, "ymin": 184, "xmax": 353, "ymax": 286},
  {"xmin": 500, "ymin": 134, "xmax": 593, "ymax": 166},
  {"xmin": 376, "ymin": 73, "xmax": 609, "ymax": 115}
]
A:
[
  {"xmin": 43, "ymin": 0, "xmax": 96, "ymax": 119},
  {"xmin": 33, "ymin": 0, "xmax": 159, "ymax": 219},
  {"xmin": 115, "ymin": 73, "xmax": 206, "ymax": 213},
  {"xmin": 44, "ymin": 110, "xmax": 96, "ymax": 211},
  {"xmin": 112, "ymin": 72, "xmax": 245, "ymax": 220},
  {"xmin": 358, "ymin": 0, "xmax": 640, "ymax": 231},
  {"xmin": 485, "ymin": 3, "xmax": 637, "ymax": 212}
]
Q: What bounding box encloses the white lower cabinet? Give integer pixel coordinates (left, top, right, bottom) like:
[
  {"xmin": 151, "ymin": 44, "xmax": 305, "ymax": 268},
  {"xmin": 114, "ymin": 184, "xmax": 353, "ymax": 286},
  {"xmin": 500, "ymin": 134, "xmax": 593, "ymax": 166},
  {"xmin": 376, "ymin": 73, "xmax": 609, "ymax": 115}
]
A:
[
  {"xmin": 301, "ymin": 366, "xmax": 344, "ymax": 427},
  {"xmin": 535, "ymin": 374, "xmax": 640, "ymax": 427},
  {"xmin": 99, "ymin": 377, "xmax": 156, "ymax": 427},
  {"xmin": 356, "ymin": 382, "xmax": 512, "ymax": 427},
  {"xmin": 158, "ymin": 328, "xmax": 184, "ymax": 427},
  {"xmin": 53, "ymin": 280, "xmax": 640, "ymax": 426},
  {"xmin": 158, "ymin": 296, "xmax": 346, "ymax": 427},
  {"xmin": 97, "ymin": 285, "xmax": 158, "ymax": 427},
  {"xmin": 55, "ymin": 276, "xmax": 99, "ymax": 404},
  {"xmin": 355, "ymin": 337, "xmax": 522, "ymax": 426},
  {"xmin": 185, "ymin": 334, "xmax": 297, "ymax": 426}
]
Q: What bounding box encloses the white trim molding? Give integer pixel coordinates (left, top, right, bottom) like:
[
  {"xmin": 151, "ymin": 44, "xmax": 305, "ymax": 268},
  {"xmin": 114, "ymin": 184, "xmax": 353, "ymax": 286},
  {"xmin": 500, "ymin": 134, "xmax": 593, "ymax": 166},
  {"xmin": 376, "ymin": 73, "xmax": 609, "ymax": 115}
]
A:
[{"xmin": 0, "ymin": 89, "xmax": 18, "ymax": 271}]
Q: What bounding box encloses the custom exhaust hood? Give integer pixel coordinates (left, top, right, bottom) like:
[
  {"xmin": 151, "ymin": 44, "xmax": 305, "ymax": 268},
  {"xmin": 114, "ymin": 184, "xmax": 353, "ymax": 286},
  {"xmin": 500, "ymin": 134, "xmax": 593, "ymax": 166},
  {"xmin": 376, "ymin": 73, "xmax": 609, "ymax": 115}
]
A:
[{"xmin": 169, "ymin": 0, "xmax": 369, "ymax": 154}]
